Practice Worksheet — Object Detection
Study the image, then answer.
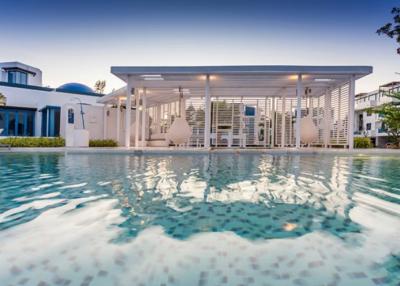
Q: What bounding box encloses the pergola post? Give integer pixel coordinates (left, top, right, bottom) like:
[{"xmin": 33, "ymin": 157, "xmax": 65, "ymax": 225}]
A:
[
  {"xmin": 124, "ymin": 79, "xmax": 132, "ymax": 147},
  {"xmin": 116, "ymin": 98, "xmax": 121, "ymax": 144},
  {"xmin": 324, "ymin": 88, "xmax": 332, "ymax": 148},
  {"xmin": 348, "ymin": 75, "xmax": 356, "ymax": 150},
  {"xmin": 295, "ymin": 74, "xmax": 303, "ymax": 148},
  {"xmin": 204, "ymin": 75, "xmax": 211, "ymax": 148},
  {"xmin": 271, "ymin": 98, "xmax": 275, "ymax": 148},
  {"xmin": 102, "ymin": 105, "xmax": 107, "ymax": 140},
  {"xmin": 141, "ymin": 88, "xmax": 147, "ymax": 147},
  {"xmin": 281, "ymin": 94, "xmax": 286, "ymax": 148},
  {"xmin": 135, "ymin": 89, "xmax": 141, "ymax": 148}
]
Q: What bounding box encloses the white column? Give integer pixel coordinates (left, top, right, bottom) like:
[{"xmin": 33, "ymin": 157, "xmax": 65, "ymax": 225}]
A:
[
  {"xmin": 124, "ymin": 81, "xmax": 133, "ymax": 147},
  {"xmin": 116, "ymin": 98, "xmax": 121, "ymax": 144},
  {"xmin": 281, "ymin": 94, "xmax": 286, "ymax": 148},
  {"xmin": 102, "ymin": 105, "xmax": 107, "ymax": 139},
  {"xmin": 135, "ymin": 89, "xmax": 141, "ymax": 148},
  {"xmin": 324, "ymin": 88, "xmax": 331, "ymax": 148},
  {"xmin": 141, "ymin": 88, "xmax": 147, "ymax": 147},
  {"xmin": 204, "ymin": 75, "xmax": 211, "ymax": 148},
  {"xmin": 348, "ymin": 75, "xmax": 356, "ymax": 150},
  {"xmin": 263, "ymin": 97, "xmax": 267, "ymax": 147},
  {"xmin": 295, "ymin": 74, "xmax": 303, "ymax": 148},
  {"xmin": 156, "ymin": 105, "xmax": 161, "ymax": 134},
  {"xmin": 271, "ymin": 98, "xmax": 275, "ymax": 148}
]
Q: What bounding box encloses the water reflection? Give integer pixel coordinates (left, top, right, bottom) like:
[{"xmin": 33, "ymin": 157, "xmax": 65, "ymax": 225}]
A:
[
  {"xmin": 0, "ymin": 153, "xmax": 384, "ymax": 239},
  {"xmin": 0, "ymin": 153, "xmax": 400, "ymax": 286}
]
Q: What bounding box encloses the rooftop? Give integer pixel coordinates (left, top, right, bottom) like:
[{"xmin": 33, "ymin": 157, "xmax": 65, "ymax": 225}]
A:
[{"xmin": 102, "ymin": 65, "xmax": 373, "ymax": 106}]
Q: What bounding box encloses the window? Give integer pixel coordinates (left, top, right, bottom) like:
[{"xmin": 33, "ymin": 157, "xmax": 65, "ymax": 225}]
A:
[
  {"xmin": 366, "ymin": 111, "xmax": 372, "ymax": 116},
  {"xmin": 7, "ymin": 71, "xmax": 28, "ymax": 85},
  {"xmin": 26, "ymin": 113, "xmax": 34, "ymax": 136},
  {"xmin": 366, "ymin": 123, "xmax": 371, "ymax": 131},
  {"xmin": 0, "ymin": 111, "xmax": 5, "ymax": 135},
  {"xmin": 17, "ymin": 112, "xmax": 24, "ymax": 136},
  {"xmin": 8, "ymin": 112, "xmax": 15, "ymax": 136},
  {"xmin": 0, "ymin": 108, "xmax": 35, "ymax": 136},
  {"xmin": 41, "ymin": 106, "xmax": 61, "ymax": 137},
  {"xmin": 358, "ymin": 114, "xmax": 363, "ymax": 131}
]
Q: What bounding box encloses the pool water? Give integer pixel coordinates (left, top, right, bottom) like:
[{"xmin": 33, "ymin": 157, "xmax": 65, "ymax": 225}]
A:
[{"xmin": 0, "ymin": 153, "xmax": 399, "ymax": 286}]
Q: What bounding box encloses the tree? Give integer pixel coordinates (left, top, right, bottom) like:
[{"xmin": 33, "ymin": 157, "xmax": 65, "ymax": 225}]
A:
[
  {"xmin": 94, "ymin": 80, "xmax": 106, "ymax": 94},
  {"xmin": 368, "ymin": 92, "xmax": 400, "ymax": 147},
  {"xmin": 377, "ymin": 7, "xmax": 400, "ymax": 54}
]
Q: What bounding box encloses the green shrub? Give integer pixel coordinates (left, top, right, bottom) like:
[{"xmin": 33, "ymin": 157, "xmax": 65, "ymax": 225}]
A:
[
  {"xmin": 89, "ymin": 139, "xmax": 118, "ymax": 147},
  {"xmin": 354, "ymin": 137, "xmax": 372, "ymax": 148},
  {"xmin": 0, "ymin": 137, "xmax": 65, "ymax": 147}
]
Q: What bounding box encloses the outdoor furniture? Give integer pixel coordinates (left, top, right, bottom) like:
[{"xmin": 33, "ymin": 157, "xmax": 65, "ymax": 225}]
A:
[
  {"xmin": 385, "ymin": 143, "xmax": 398, "ymax": 149},
  {"xmin": 148, "ymin": 132, "xmax": 169, "ymax": 147},
  {"xmin": 167, "ymin": 117, "xmax": 192, "ymax": 146}
]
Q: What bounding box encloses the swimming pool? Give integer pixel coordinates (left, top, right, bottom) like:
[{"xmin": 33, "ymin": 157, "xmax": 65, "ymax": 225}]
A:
[{"xmin": 0, "ymin": 152, "xmax": 399, "ymax": 286}]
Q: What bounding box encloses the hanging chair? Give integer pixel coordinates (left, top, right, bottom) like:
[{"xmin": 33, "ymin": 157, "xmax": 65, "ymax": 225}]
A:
[
  {"xmin": 300, "ymin": 95, "xmax": 318, "ymax": 145},
  {"xmin": 167, "ymin": 117, "xmax": 192, "ymax": 145},
  {"xmin": 167, "ymin": 87, "xmax": 192, "ymax": 145},
  {"xmin": 300, "ymin": 115, "xmax": 318, "ymax": 144}
]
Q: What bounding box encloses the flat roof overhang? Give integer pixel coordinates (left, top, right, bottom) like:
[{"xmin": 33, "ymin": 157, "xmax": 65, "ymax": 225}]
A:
[{"xmin": 100, "ymin": 65, "xmax": 373, "ymax": 106}]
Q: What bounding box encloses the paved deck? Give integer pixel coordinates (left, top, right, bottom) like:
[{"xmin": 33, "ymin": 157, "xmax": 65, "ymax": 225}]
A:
[{"xmin": 1, "ymin": 147, "xmax": 400, "ymax": 155}]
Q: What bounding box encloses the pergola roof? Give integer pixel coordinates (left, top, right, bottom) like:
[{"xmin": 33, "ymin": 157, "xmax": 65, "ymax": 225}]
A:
[{"xmin": 99, "ymin": 65, "xmax": 372, "ymax": 106}]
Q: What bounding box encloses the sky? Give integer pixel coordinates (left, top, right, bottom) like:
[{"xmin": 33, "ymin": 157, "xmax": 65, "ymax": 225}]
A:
[{"xmin": 0, "ymin": 0, "xmax": 399, "ymax": 93}]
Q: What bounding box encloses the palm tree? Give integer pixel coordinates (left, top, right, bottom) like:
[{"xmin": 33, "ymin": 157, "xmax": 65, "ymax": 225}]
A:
[{"xmin": 94, "ymin": 80, "xmax": 106, "ymax": 94}]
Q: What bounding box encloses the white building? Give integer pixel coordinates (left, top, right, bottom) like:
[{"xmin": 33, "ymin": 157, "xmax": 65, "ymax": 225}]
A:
[
  {"xmin": 354, "ymin": 81, "xmax": 400, "ymax": 147},
  {"xmin": 0, "ymin": 62, "xmax": 105, "ymax": 140},
  {"xmin": 1, "ymin": 63, "xmax": 374, "ymax": 150}
]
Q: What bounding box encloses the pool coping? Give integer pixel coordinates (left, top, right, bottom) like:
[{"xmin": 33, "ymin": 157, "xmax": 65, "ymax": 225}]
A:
[{"xmin": 1, "ymin": 147, "xmax": 400, "ymax": 156}]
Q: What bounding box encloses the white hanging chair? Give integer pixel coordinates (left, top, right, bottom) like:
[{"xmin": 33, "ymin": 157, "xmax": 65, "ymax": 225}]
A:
[
  {"xmin": 300, "ymin": 115, "xmax": 318, "ymax": 144},
  {"xmin": 166, "ymin": 88, "xmax": 192, "ymax": 145},
  {"xmin": 167, "ymin": 117, "xmax": 192, "ymax": 145},
  {"xmin": 298, "ymin": 95, "xmax": 318, "ymax": 145}
]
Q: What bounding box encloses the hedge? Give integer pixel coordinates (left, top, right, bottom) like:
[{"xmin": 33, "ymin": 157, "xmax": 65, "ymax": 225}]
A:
[
  {"xmin": 0, "ymin": 137, "xmax": 65, "ymax": 147},
  {"xmin": 89, "ymin": 139, "xmax": 118, "ymax": 147},
  {"xmin": 354, "ymin": 137, "xmax": 372, "ymax": 148}
]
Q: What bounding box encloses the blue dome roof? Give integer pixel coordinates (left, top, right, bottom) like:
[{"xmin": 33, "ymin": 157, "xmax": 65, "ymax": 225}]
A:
[{"xmin": 57, "ymin": 82, "xmax": 94, "ymax": 94}]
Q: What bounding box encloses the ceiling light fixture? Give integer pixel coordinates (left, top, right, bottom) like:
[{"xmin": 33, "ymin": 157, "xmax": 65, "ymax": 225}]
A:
[
  {"xmin": 314, "ymin": 78, "xmax": 334, "ymax": 82},
  {"xmin": 140, "ymin": 74, "xmax": 164, "ymax": 81}
]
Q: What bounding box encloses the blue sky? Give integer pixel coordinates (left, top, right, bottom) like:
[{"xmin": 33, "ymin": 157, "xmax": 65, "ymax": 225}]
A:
[{"xmin": 1, "ymin": 0, "xmax": 399, "ymax": 93}]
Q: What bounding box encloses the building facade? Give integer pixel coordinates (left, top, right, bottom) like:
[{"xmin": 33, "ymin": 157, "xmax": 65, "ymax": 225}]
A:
[
  {"xmin": 0, "ymin": 62, "xmax": 104, "ymax": 139},
  {"xmin": 354, "ymin": 81, "xmax": 400, "ymax": 147}
]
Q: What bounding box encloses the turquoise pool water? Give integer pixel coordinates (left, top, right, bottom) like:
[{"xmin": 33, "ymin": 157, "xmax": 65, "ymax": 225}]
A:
[{"xmin": 0, "ymin": 153, "xmax": 399, "ymax": 286}]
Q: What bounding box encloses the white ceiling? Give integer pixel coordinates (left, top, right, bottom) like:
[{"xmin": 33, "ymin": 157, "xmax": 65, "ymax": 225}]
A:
[{"xmin": 99, "ymin": 65, "xmax": 372, "ymax": 106}]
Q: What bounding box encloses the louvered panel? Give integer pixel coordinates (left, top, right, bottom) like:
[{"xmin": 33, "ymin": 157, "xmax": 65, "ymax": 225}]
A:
[
  {"xmin": 339, "ymin": 84, "xmax": 349, "ymax": 145},
  {"xmin": 329, "ymin": 84, "xmax": 349, "ymax": 146},
  {"xmin": 185, "ymin": 98, "xmax": 205, "ymax": 147},
  {"xmin": 309, "ymin": 96, "xmax": 325, "ymax": 145}
]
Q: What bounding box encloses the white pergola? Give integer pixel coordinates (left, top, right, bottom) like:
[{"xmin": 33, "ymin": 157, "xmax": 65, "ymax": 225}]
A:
[{"xmin": 99, "ymin": 65, "xmax": 372, "ymax": 149}]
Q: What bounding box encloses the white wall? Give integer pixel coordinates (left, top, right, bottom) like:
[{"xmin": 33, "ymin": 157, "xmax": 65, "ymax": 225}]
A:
[
  {"xmin": 60, "ymin": 104, "xmax": 105, "ymax": 140},
  {"xmin": 0, "ymin": 62, "xmax": 42, "ymax": 86},
  {"xmin": 0, "ymin": 85, "xmax": 102, "ymax": 137}
]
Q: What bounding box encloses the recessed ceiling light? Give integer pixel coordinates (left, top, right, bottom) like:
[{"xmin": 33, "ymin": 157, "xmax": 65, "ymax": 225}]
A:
[
  {"xmin": 140, "ymin": 74, "xmax": 164, "ymax": 80},
  {"xmin": 143, "ymin": 77, "xmax": 164, "ymax": 81},
  {"xmin": 140, "ymin": 74, "xmax": 162, "ymax": 77},
  {"xmin": 315, "ymin": 78, "xmax": 334, "ymax": 82}
]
